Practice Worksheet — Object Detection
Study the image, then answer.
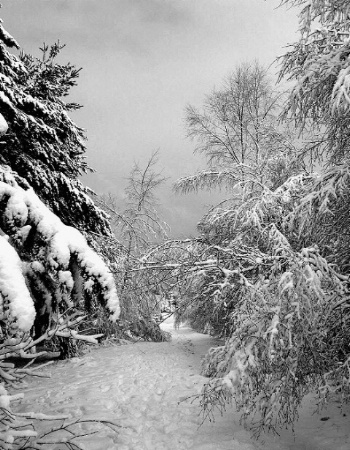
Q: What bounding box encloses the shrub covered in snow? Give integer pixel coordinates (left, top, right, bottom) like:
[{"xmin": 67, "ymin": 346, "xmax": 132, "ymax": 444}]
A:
[{"xmin": 197, "ymin": 177, "xmax": 349, "ymax": 435}]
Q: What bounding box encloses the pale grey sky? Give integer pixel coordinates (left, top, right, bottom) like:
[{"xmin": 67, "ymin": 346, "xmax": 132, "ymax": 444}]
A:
[{"xmin": 1, "ymin": 0, "xmax": 298, "ymax": 237}]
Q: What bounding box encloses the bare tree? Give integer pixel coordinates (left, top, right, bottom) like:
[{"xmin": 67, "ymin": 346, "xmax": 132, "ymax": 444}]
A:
[
  {"xmin": 101, "ymin": 151, "xmax": 168, "ymax": 260},
  {"xmin": 96, "ymin": 152, "xmax": 170, "ymax": 336},
  {"xmin": 175, "ymin": 62, "xmax": 301, "ymax": 194}
]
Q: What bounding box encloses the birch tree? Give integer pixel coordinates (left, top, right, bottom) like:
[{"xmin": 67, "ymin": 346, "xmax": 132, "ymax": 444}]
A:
[{"xmin": 175, "ymin": 62, "xmax": 300, "ymax": 196}]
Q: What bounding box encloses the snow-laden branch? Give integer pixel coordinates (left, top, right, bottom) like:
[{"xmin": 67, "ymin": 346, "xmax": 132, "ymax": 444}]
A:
[{"xmin": 0, "ymin": 169, "xmax": 120, "ymax": 328}]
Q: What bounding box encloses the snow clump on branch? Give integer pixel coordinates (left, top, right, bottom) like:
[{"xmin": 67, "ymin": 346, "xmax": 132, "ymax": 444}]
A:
[{"xmin": 0, "ymin": 236, "xmax": 36, "ymax": 331}]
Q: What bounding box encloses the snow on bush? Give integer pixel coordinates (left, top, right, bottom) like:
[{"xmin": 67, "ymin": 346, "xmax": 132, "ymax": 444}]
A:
[
  {"xmin": 192, "ymin": 177, "xmax": 350, "ymax": 435},
  {"xmin": 201, "ymin": 245, "xmax": 348, "ymax": 432}
]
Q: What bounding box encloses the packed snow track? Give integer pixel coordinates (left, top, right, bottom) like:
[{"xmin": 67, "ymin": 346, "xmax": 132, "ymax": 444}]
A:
[{"xmin": 16, "ymin": 318, "xmax": 350, "ymax": 450}]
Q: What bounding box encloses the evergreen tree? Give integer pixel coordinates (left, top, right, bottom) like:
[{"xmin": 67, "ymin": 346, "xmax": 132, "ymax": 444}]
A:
[
  {"xmin": 0, "ymin": 18, "xmax": 111, "ymax": 235},
  {"xmin": 0, "ymin": 18, "xmax": 120, "ymax": 360}
]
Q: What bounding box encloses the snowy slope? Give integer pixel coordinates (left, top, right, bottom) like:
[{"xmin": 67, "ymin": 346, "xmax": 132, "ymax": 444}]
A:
[{"xmin": 14, "ymin": 318, "xmax": 350, "ymax": 450}]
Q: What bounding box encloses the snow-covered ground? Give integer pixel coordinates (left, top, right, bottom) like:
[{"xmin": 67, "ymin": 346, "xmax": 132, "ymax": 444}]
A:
[{"xmin": 15, "ymin": 317, "xmax": 350, "ymax": 449}]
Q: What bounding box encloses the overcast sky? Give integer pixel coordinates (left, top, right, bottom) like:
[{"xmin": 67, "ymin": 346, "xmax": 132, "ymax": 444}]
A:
[{"xmin": 0, "ymin": 0, "xmax": 298, "ymax": 237}]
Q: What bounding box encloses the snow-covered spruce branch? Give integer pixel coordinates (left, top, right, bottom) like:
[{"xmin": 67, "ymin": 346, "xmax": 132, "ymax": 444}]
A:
[{"xmin": 0, "ymin": 168, "xmax": 120, "ymax": 333}]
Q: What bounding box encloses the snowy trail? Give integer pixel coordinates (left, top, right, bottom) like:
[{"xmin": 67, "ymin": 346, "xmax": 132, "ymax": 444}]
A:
[{"xmin": 16, "ymin": 319, "xmax": 350, "ymax": 450}]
